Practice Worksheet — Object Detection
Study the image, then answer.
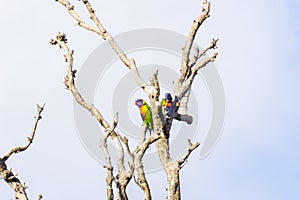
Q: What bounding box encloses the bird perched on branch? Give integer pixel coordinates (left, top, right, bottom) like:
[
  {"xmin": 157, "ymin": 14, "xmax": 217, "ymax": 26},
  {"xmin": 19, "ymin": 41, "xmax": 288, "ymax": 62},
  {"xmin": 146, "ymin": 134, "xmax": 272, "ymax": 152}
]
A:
[
  {"xmin": 161, "ymin": 93, "xmax": 173, "ymax": 115},
  {"xmin": 135, "ymin": 99, "xmax": 153, "ymax": 131}
]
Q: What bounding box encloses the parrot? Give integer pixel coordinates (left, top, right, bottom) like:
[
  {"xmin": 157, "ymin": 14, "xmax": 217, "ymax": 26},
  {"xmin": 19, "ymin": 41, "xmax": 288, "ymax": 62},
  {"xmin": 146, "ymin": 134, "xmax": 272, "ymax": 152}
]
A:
[
  {"xmin": 160, "ymin": 93, "xmax": 173, "ymax": 115},
  {"xmin": 135, "ymin": 99, "xmax": 153, "ymax": 131}
]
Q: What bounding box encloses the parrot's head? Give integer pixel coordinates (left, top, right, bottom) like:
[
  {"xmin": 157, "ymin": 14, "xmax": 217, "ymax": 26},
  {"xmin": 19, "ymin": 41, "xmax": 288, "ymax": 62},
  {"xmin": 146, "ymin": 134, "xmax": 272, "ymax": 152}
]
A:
[
  {"xmin": 135, "ymin": 99, "xmax": 144, "ymax": 107},
  {"xmin": 165, "ymin": 93, "xmax": 172, "ymax": 101}
]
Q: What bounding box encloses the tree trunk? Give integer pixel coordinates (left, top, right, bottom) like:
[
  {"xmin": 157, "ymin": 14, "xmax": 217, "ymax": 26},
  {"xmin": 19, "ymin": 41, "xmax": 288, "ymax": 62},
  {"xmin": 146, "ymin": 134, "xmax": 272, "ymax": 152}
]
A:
[{"xmin": 156, "ymin": 138, "xmax": 181, "ymax": 200}]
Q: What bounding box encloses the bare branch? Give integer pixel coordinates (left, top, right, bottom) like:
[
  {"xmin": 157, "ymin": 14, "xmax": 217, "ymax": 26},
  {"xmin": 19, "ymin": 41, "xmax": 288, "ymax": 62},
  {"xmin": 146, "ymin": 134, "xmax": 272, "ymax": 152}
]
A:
[
  {"xmin": 2, "ymin": 104, "xmax": 45, "ymax": 162},
  {"xmin": 178, "ymin": 139, "xmax": 200, "ymax": 168},
  {"xmin": 80, "ymin": 0, "xmax": 131, "ymax": 67},
  {"xmin": 54, "ymin": 0, "xmax": 150, "ymax": 91},
  {"xmin": 51, "ymin": 33, "xmax": 136, "ymax": 199},
  {"xmin": 167, "ymin": 1, "xmax": 216, "ymax": 134},
  {"xmin": 180, "ymin": 87, "xmax": 191, "ymax": 115},
  {"xmin": 114, "ymin": 142, "xmax": 134, "ymax": 200},
  {"xmin": 0, "ymin": 104, "xmax": 45, "ymax": 200},
  {"xmin": 114, "ymin": 138, "xmax": 131, "ymax": 200},
  {"xmin": 182, "ymin": 39, "xmax": 217, "ymax": 116},
  {"xmin": 175, "ymin": 0, "xmax": 211, "ymax": 93},
  {"xmin": 166, "ymin": 50, "xmax": 217, "ymax": 134},
  {"xmin": 51, "ymin": 33, "xmax": 122, "ymax": 199},
  {"xmin": 117, "ymin": 134, "xmax": 134, "ymax": 163},
  {"xmin": 136, "ymin": 133, "xmax": 161, "ymax": 156},
  {"xmin": 133, "ymin": 127, "xmax": 161, "ymax": 200},
  {"xmin": 187, "ymin": 38, "xmax": 218, "ymax": 71},
  {"xmin": 100, "ymin": 134, "xmax": 114, "ymax": 200},
  {"xmin": 50, "ymin": 33, "xmax": 116, "ymax": 134},
  {"xmin": 108, "ymin": 113, "xmax": 119, "ymax": 133},
  {"xmin": 0, "ymin": 162, "xmax": 29, "ymax": 200},
  {"xmin": 100, "ymin": 116, "xmax": 117, "ymax": 200},
  {"xmin": 188, "ymin": 45, "xmax": 200, "ymax": 69},
  {"xmin": 115, "ymin": 136, "xmax": 125, "ymax": 173},
  {"xmin": 81, "ymin": 0, "xmax": 154, "ymax": 94},
  {"xmin": 198, "ymin": 38, "xmax": 218, "ymax": 60},
  {"xmin": 183, "ymin": 40, "xmax": 218, "ymax": 99},
  {"xmin": 55, "ymin": 0, "xmax": 99, "ymax": 33},
  {"xmin": 180, "ymin": 51, "xmax": 218, "ymax": 99}
]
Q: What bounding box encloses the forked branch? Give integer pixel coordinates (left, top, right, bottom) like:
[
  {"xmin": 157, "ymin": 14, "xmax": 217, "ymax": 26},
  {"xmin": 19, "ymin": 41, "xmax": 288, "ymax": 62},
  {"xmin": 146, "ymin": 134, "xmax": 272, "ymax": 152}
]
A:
[
  {"xmin": 55, "ymin": 0, "xmax": 149, "ymax": 90},
  {"xmin": 188, "ymin": 38, "xmax": 218, "ymax": 71},
  {"xmin": 177, "ymin": 0, "xmax": 211, "ymax": 89}
]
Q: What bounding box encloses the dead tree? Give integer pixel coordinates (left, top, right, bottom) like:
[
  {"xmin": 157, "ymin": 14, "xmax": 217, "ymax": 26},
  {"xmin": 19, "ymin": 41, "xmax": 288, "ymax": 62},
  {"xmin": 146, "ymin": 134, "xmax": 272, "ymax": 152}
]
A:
[
  {"xmin": 0, "ymin": 104, "xmax": 44, "ymax": 200},
  {"xmin": 50, "ymin": 0, "xmax": 218, "ymax": 199}
]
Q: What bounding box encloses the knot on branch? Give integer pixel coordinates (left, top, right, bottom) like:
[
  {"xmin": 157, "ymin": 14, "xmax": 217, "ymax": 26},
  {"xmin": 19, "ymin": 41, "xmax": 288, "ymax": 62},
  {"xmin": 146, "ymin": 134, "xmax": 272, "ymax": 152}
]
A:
[
  {"xmin": 64, "ymin": 75, "xmax": 71, "ymax": 90},
  {"xmin": 56, "ymin": 32, "xmax": 68, "ymax": 43},
  {"xmin": 103, "ymin": 165, "xmax": 113, "ymax": 170},
  {"xmin": 71, "ymin": 69, "xmax": 77, "ymax": 78},
  {"xmin": 211, "ymin": 52, "xmax": 218, "ymax": 62},
  {"xmin": 211, "ymin": 38, "xmax": 219, "ymax": 49},
  {"xmin": 49, "ymin": 39, "xmax": 57, "ymax": 46},
  {"xmin": 50, "ymin": 33, "xmax": 68, "ymax": 49},
  {"xmin": 67, "ymin": 5, "xmax": 74, "ymax": 11},
  {"xmin": 50, "ymin": 33, "xmax": 67, "ymax": 44},
  {"xmin": 27, "ymin": 136, "xmax": 33, "ymax": 144},
  {"xmin": 3, "ymin": 169, "xmax": 17, "ymax": 182}
]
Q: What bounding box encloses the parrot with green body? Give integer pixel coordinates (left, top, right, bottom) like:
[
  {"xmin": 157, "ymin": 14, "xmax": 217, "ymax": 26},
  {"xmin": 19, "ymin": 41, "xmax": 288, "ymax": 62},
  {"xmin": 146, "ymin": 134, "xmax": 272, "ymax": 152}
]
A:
[{"xmin": 135, "ymin": 99, "xmax": 153, "ymax": 131}]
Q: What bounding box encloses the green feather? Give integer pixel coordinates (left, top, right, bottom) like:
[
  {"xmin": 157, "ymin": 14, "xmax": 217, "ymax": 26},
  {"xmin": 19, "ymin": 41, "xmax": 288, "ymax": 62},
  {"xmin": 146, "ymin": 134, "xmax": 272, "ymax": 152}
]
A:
[{"xmin": 144, "ymin": 104, "xmax": 153, "ymax": 130}]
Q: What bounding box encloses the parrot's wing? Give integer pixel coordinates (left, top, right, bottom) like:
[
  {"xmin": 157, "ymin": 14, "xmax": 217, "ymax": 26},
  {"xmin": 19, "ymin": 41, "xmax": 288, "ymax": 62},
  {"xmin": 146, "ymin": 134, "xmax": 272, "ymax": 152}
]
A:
[{"xmin": 144, "ymin": 109, "xmax": 153, "ymax": 130}]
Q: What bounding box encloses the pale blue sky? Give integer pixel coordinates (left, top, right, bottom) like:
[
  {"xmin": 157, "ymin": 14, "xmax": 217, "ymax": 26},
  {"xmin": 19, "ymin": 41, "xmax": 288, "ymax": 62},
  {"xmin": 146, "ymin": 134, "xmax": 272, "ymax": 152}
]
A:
[{"xmin": 0, "ymin": 0, "xmax": 299, "ymax": 199}]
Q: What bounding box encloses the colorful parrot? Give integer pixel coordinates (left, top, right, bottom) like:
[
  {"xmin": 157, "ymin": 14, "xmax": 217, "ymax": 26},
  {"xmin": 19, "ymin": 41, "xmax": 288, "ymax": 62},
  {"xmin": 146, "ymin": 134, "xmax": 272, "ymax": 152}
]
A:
[
  {"xmin": 160, "ymin": 93, "xmax": 173, "ymax": 115},
  {"xmin": 135, "ymin": 99, "xmax": 153, "ymax": 131}
]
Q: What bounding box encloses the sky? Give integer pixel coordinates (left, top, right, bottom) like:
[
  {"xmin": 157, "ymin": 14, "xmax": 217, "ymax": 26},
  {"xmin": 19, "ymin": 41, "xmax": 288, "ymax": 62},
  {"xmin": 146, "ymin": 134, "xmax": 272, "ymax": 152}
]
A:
[{"xmin": 0, "ymin": 0, "xmax": 300, "ymax": 199}]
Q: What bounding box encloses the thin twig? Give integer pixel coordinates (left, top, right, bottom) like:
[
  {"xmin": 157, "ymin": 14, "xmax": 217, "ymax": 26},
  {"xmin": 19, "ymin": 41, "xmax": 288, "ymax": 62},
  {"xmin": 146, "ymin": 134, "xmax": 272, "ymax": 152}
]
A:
[
  {"xmin": 178, "ymin": 139, "xmax": 200, "ymax": 168},
  {"xmin": 0, "ymin": 104, "xmax": 45, "ymax": 200},
  {"xmin": 187, "ymin": 38, "xmax": 218, "ymax": 72},
  {"xmin": 175, "ymin": 0, "xmax": 211, "ymax": 93},
  {"xmin": 2, "ymin": 104, "xmax": 45, "ymax": 162},
  {"xmin": 55, "ymin": 0, "xmax": 149, "ymax": 90}
]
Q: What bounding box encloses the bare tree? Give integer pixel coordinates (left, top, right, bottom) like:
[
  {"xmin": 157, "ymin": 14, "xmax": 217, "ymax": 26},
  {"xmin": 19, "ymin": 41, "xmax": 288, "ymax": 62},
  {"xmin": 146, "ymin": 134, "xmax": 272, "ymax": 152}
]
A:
[
  {"xmin": 50, "ymin": 0, "xmax": 218, "ymax": 199},
  {"xmin": 1, "ymin": 0, "xmax": 218, "ymax": 199},
  {"xmin": 0, "ymin": 104, "xmax": 44, "ymax": 200}
]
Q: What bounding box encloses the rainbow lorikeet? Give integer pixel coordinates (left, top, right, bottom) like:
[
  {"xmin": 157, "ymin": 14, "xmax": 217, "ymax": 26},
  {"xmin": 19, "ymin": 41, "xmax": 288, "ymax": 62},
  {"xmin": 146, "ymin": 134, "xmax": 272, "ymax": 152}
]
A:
[
  {"xmin": 135, "ymin": 99, "xmax": 153, "ymax": 131},
  {"xmin": 160, "ymin": 93, "xmax": 173, "ymax": 115}
]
